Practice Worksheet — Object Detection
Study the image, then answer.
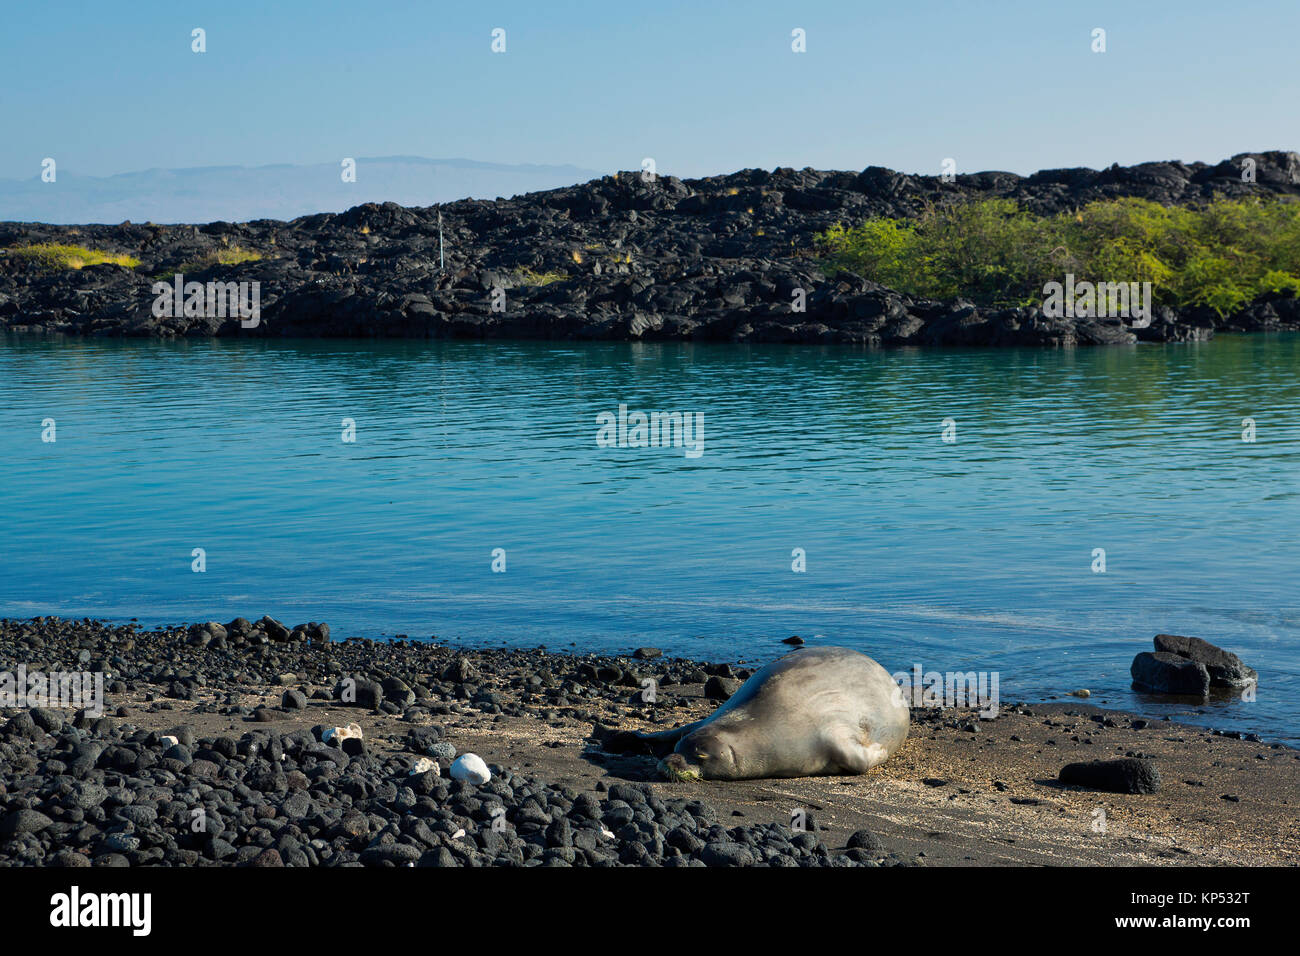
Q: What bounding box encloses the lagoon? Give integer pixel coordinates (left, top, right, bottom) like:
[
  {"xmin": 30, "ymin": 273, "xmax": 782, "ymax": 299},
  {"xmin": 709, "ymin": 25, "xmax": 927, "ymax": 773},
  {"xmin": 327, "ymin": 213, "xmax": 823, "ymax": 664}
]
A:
[{"xmin": 2, "ymin": 332, "xmax": 1297, "ymax": 740}]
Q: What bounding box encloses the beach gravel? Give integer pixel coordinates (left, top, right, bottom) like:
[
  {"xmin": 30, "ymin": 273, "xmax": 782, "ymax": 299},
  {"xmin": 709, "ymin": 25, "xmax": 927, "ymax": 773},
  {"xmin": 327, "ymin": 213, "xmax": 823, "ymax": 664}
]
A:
[
  {"xmin": 2, "ymin": 615, "xmax": 1294, "ymax": 867},
  {"xmin": 0, "ymin": 616, "xmax": 892, "ymax": 867}
]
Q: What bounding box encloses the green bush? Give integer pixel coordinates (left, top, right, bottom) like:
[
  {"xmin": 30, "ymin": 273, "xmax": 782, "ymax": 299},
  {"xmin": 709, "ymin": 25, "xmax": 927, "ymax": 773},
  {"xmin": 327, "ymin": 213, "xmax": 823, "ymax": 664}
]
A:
[
  {"xmin": 818, "ymin": 196, "xmax": 1300, "ymax": 315},
  {"xmin": 177, "ymin": 245, "xmax": 264, "ymax": 272},
  {"xmin": 6, "ymin": 242, "xmax": 140, "ymax": 270},
  {"xmin": 513, "ymin": 267, "xmax": 566, "ymax": 286}
]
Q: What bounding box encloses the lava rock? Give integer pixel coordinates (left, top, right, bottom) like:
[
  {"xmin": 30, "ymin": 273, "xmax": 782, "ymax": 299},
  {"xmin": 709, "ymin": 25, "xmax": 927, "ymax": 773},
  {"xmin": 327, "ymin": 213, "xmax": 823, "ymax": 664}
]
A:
[
  {"xmin": 6, "ymin": 152, "xmax": 1298, "ymax": 347},
  {"xmin": 1130, "ymin": 652, "xmax": 1210, "ymax": 696},
  {"xmin": 1152, "ymin": 634, "xmax": 1257, "ymax": 689},
  {"xmin": 846, "ymin": 829, "xmax": 885, "ymax": 853},
  {"xmin": 700, "ymin": 841, "xmax": 755, "ymax": 867},
  {"xmin": 1, "ymin": 809, "xmax": 53, "ymax": 835},
  {"xmin": 704, "ymin": 675, "xmax": 741, "ymax": 701},
  {"xmin": 1059, "ymin": 758, "xmax": 1161, "ymax": 794},
  {"xmin": 281, "ymin": 688, "xmax": 307, "ymax": 710},
  {"xmin": 259, "ymin": 616, "xmax": 291, "ymax": 642}
]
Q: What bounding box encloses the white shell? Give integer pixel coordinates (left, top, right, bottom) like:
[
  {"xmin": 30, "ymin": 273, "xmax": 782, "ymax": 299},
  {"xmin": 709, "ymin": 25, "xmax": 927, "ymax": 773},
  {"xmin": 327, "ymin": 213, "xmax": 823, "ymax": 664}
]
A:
[
  {"xmin": 322, "ymin": 722, "xmax": 363, "ymax": 744},
  {"xmin": 160, "ymin": 735, "xmax": 179, "ymax": 748},
  {"xmin": 410, "ymin": 756, "xmax": 439, "ymax": 776},
  {"xmin": 449, "ymin": 753, "xmax": 491, "ymax": 784}
]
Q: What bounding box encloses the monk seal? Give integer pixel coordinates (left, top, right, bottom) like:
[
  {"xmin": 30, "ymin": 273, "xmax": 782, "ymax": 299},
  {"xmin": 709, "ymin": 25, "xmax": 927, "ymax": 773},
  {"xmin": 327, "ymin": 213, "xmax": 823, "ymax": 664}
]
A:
[{"xmin": 604, "ymin": 646, "xmax": 909, "ymax": 781}]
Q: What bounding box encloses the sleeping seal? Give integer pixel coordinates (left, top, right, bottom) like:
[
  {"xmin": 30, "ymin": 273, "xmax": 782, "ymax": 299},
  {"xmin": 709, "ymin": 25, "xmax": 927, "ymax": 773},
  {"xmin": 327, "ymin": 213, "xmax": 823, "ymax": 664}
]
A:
[{"xmin": 605, "ymin": 646, "xmax": 909, "ymax": 781}]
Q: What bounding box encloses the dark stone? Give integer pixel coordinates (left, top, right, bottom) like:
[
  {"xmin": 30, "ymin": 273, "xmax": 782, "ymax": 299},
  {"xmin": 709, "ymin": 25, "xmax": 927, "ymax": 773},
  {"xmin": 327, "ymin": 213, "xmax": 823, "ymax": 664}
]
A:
[
  {"xmin": 442, "ymin": 658, "xmax": 479, "ymax": 684},
  {"xmin": 1059, "ymin": 758, "xmax": 1161, "ymax": 794},
  {"xmin": 381, "ymin": 676, "xmax": 414, "ymax": 706},
  {"xmin": 1152, "ymin": 634, "xmax": 1257, "ymax": 688},
  {"xmin": 165, "ymin": 725, "xmax": 196, "ymax": 748},
  {"xmin": 360, "ymin": 843, "xmax": 421, "ymax": 865},
  {"xmin": 1, "ymin": 809, "xmax": 53, "ymax": 835},
  {"xmin": 350, "ymin": 678, "xmax": 384, "ymax": 709},
  {"xmin": 1131, "ymin": 651, "xmax": 1210, "ymax": 696},
  {"xmin": 3, "ymin": 712, "xmax": 40, "ymax": 739},
  {"xmin": 29, "ymin": 708, "xmax": 65, "ymax": 734},
  {"xmin": 281, "ymin": 688, "xmax": 307, "ymax": 710},
  {"xmin": 259, "ymin": 616, "xmax": 291, "ymax": 642},
  {"xmin": 846, "ymin": 829, "xmax": 884, "ymax": 853},
  {"xmin": 700, "ymin": 841, "xmax": 754, "ymax": 867},
  {"xmin": 115, "ymin": 805, "xmax": 157, "ymax": 827},
  {"xmin": 704, "ymin": 675, "xmax": 741, "ymax": 701}
]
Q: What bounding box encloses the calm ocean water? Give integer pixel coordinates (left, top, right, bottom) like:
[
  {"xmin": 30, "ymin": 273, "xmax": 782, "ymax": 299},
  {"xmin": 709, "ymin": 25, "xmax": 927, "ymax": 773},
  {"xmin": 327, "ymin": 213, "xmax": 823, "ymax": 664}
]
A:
[{"xmin": 2, "ymin": 333, "xmax": 1298, "ymax": 740}]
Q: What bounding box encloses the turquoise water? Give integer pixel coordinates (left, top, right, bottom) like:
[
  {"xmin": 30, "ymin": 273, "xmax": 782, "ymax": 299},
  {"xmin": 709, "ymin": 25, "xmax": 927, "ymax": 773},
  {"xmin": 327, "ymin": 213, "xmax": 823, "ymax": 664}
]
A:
[{"xmin": 2, "ymin": 333, "xmax": 1298, "ymax": 741}]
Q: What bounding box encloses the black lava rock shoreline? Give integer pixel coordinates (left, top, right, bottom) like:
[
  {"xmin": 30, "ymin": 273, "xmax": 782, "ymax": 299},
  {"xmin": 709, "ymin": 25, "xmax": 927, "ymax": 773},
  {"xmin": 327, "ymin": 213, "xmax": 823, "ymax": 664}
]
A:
[
  {"xmin": 0, "ymin": 616, "xmax": 892, "ymax": 868},
  {"xmin": 3, "ymin": 151, "xmax": 1299, "ymax": 347}
]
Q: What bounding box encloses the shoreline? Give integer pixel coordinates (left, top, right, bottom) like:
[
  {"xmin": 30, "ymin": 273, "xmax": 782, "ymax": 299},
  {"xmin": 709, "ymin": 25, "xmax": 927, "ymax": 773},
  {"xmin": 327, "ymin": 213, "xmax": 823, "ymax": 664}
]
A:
[
  {"xmin": 6, "ymin": 606, "xmax": 1290, "ymax": 747},
  {"xmin": 3, "ymin": 151, "xmax": 1299, "ymax": 346},
  {"xmin": 2, "ymin": 616, "xmax": 1296, "ymax": 867}
]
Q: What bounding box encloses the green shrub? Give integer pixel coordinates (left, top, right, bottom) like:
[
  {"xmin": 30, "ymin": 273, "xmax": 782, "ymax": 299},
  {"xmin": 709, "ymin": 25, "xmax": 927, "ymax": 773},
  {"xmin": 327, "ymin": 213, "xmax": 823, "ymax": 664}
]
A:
[
  {"xmin": 6, "ymin": 242, "xmax": 140, "ymax": 270},
  {"xmin": 818, "ymin": 196, "xmax": 1300, "ymax": 315},
  {"xmin": 177, "ymin": 245, "xmax": 264, "ymax": 272},
  {"xmin": 513, "ymin": 267, "xmax": 566, "ymax": 286}
]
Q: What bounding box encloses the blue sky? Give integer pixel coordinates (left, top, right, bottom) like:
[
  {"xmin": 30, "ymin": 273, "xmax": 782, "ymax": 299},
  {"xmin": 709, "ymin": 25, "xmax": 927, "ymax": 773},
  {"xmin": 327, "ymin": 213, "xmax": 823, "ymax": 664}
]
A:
[{"xmin": 2, "ymin": 0, "xmax": 1297, "ymax": 181}]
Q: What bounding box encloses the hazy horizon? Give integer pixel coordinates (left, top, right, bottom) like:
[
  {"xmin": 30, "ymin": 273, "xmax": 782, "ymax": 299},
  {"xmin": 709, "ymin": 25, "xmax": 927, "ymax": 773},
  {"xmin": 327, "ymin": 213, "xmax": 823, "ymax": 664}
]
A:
[
  {"xmin": 2, "ymin": 0, "xmax": 1295, "ymax": 188},
  {"xmin": 0, "ymin": 156, "xmax": 608, "ymax": 224},
  {"xmin": 5, "ymin": 146, "xmax": 1293, "ymax": 225}
]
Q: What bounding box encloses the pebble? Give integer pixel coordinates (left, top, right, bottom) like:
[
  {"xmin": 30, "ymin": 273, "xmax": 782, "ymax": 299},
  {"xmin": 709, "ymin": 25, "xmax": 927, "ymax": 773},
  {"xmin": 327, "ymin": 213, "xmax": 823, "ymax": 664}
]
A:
[{"xmin": 427, "ymin": 741, "xmax": 456, "ymax": 761}]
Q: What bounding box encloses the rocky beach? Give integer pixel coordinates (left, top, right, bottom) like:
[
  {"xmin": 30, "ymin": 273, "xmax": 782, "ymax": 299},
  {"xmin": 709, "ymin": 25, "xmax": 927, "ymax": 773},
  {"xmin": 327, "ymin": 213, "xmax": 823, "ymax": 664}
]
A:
[
  {"xmin": 6, "ymin": 4, "xmax": 1297, "ymax": 940},
  {"xmin": 3, "ymin": 151, "xmax": 1299, "ymax": 347},
  {"xmin": 2, "ymin": 616, "xmax": 1295, "ymax": 868}
]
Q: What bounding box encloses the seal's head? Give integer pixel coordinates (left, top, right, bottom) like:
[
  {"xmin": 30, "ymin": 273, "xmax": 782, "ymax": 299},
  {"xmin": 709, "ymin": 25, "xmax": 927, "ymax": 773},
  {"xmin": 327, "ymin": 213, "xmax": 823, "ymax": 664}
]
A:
[{"xmin": 657, "ymin": 729, "xmax": 739, "ymax": 781}]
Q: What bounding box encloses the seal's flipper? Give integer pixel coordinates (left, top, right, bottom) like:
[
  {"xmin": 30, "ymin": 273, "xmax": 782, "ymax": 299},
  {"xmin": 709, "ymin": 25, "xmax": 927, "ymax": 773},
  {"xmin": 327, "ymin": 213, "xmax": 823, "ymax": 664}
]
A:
[
  {"xmin": 598, "ymin": 720, "xmax": 707, "ymax": 757},
  {"xmin": 820, "ymin": 727, "xmax": 878, "ymax": 775}
]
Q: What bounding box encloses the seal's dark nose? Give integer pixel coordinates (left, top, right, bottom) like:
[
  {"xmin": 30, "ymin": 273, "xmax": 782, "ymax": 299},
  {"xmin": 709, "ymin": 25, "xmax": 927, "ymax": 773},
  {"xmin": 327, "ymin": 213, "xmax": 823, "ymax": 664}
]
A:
[{"xmin": 657, "ymin": 752, "xmax": 700, "ymax": 781}]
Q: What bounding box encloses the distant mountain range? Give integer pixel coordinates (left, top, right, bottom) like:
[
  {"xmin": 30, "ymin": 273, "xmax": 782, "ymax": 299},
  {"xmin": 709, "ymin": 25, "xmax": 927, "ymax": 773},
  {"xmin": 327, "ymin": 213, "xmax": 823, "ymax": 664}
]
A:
[{"xmin": 0, "ymin": 157, "xmax": 605, "ymax": 224}]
